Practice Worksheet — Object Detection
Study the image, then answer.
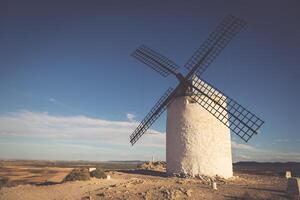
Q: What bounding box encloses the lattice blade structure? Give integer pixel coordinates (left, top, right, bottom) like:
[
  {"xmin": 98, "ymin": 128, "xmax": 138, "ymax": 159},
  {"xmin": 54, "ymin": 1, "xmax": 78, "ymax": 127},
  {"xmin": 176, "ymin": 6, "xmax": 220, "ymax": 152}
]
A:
[
  {"xmin": 132, "ymin": 45, "xmax": 180, "ymax": 77},
  {"xmin": 185, "ymin": 15, "xmax": 246, "ymax": 77},
  {"xmin": 190, "ymin": 76, "xmax": 264, "ymax": 142},
  {"xmin": 130, "ymin": 87, "xmax": 176, "ymax": 145}
]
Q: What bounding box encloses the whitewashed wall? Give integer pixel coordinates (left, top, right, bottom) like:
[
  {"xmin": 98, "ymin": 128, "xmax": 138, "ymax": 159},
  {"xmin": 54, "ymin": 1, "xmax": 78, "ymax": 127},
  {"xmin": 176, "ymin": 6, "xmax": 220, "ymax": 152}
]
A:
[{"xmin": 166, "ymin": 96, "xmax": 233, "ymax": 178}]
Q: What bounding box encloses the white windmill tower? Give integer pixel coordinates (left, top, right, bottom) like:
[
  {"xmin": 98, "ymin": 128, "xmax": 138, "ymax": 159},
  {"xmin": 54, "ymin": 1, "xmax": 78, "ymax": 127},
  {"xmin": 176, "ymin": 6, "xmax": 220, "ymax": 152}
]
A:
[{"xmin": 129, "ymin": 15, "xmax": 264, "ymax": 178}]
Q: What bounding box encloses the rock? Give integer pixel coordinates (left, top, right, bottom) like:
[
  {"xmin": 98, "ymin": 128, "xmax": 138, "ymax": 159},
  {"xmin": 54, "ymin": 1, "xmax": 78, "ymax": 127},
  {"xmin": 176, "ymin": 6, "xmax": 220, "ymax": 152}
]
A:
[
  {"xmin": 171, "ymin": 190, "xmax": 182, "ymax": 199},
  {"xmin": 185, "ymin": 189, "xmax": 193, "ymax": 197},
  {"xmin": 138, "ymin": 161, "xmax": 166, "ymax": 171},
  {"xmin": 159, "ymin": 186, "xmax": 165, "ymax": 190},
  {"xmin": 176, "ymin": 180, "xmax": 184, "ymax": 185},
  {"xmin": 138, "ymin": 192, "xmax": 146, "ymax": 197},
  {"xmin": 195, "ymin": 174, "xmax": 226, "ymax": 185},
  {"xmin": 81, "ymin": 196, "xmax": 92, "ymax": 200},
  {"xmin": 161, "ymin": 188, "xmax": 171, "ymax": 196},
  {"xmin": 88, "ymin": 168, "xmax": 96, "ymax": 172},
  {"xmin": 97, "ymin": 193, "xmax": 105, "ymax": 197},
  {"xmin": 130, "ymin": 178, "xmax": 144, "ymax": 185},
  {"xmin": 181, "ymin": 172, "xmax": 191, "ymax": 178}
]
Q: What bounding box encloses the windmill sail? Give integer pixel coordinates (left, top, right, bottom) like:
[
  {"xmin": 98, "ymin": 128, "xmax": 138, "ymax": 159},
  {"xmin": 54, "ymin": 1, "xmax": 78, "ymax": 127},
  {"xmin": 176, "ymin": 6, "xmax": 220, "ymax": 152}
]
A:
[
  {"xmin": 129, "ymin": 15, "xmax": 264, "ymax": 145},
  {"xmin": 131, "ymin": 42, "xmax": 264, "ymax": 142},
  {"xmin": 185, "ymin": 15, "xmax": 246, "ymax": 78},
  {"xmin": 130, "ymin": 87, "xmax": 177, "ymax": 145},
  {"xmin": 191, "ymin": 76, "xmax": 264, "ymax": 142},
  {"xmin": 132, "ymin": 45, "xmax": 180, "ymax": 77}
]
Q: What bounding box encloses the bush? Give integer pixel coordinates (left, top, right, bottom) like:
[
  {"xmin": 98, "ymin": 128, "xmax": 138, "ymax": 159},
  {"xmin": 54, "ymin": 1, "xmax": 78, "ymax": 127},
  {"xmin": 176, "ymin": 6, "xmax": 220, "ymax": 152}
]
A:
[
  {"xmin": 90, "ymin": 168, "xmax": 107, "ymax": 179},
  {"xmin": 0, "ymin": 177, "xmax": 9, "ymax": 188},
  {"xmin": 64, "ymin": 168, "xmax": 90, "ymax": 182}
]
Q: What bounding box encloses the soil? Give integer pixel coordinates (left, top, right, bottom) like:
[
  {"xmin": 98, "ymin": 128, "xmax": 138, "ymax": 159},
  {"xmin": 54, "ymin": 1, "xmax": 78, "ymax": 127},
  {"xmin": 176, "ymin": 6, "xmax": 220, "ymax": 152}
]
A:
[{"xmin": 0, "ymin": 161, "xmax": 291, "ymax": 200}]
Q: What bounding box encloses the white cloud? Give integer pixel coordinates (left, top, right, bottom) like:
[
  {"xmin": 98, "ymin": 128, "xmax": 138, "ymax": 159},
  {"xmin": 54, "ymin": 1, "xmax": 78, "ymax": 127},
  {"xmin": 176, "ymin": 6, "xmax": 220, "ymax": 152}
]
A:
[
  {"xmin": 0, "ymin": 110, "xmax": 165, "ymax": 148},
  {"xmin": 0, "ymin": 110, "xmax": 299, "ymax": 162},
  {"xmin": 233, "ymin": 150, "xmax": 300, "ymax": 163},
  {"xmin": 239, "ymin": 154, "xmax": 251, "ymax": 159},
  {"xmin": 126, "ymin": 113, "xmax": 136, "ymax": 122},
  {"xmin": 274, "ymin": 138, "xmax": 290, "ymax": 143},
  {"xmin": 48, "ymin": 97, "xmax": 87, "ymax": 114},
  {"xmin": 231, "ymin": 141, "xmax": 256, "ymax": 151},
  {"xmin": 48, "ymin": 97, "xmax": 68, "ymax": 108},
  {"xmin": 231, "ymin": 140, "xmax": 300, "ymax": 162},
  {"xmin": 49, "ymin": 97, "xmax": 58, "ymax": 103}
]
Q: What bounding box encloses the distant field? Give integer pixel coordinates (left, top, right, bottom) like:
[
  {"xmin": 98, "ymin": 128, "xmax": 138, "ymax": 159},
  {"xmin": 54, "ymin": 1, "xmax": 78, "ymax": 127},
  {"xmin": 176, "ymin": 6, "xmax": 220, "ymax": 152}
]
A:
[
  {"xmin": 1, "ymin": 160, "xmax": 295, "ymax": 200},
  {"xmin": 0, "ymin": 160, "xmax": 140, "ymax": 186},
  {"xmin": 0, "ymin": 160, "xmax": 299, "ymax": 187},
  {"xmin": 234, "ymin": 161, "xmax": 300, "ymax": 177}
]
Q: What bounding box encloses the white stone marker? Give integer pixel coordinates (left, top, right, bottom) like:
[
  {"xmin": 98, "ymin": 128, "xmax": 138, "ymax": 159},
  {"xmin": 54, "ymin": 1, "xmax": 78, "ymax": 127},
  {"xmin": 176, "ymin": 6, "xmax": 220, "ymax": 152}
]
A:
[
  {"xmin": 286, "ymin": 171, "xmax": 292, "ymax": 179},
  {"xmin": 166, "ymin": 95, "xmax": 233, "ymax": 178},
  {"xmin": 212, "ymin": 182, "xmax": 217, "ymax": 190},
  {"xmin": 107, "ymin": 175, "xmax": 111, "ymax": 180}
]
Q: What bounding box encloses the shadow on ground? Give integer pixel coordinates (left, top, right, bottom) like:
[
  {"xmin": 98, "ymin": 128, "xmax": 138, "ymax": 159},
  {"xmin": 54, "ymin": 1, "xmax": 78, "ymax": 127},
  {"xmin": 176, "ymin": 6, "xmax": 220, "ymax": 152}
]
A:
[
  {"xmin": 117, "ymin": 169, "xmax": 167, "ymax": 178},
  {"xmin": 247, "ymin": 187, "xmax": 285, "ymax": 193},
  {"xmin": 33, "ymin": 181, "xmax": 61, "ymax": 186},
  {"xmin": 224, "ymin": 187, "xmax": 288, "ymax": 200}
]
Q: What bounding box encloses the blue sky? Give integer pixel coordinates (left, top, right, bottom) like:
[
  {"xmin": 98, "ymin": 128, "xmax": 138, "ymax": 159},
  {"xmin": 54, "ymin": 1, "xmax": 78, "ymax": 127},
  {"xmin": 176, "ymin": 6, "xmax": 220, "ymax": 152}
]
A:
[{"xmin": 0, "ymin": 0, "xmax": 299, "ymax": 161}]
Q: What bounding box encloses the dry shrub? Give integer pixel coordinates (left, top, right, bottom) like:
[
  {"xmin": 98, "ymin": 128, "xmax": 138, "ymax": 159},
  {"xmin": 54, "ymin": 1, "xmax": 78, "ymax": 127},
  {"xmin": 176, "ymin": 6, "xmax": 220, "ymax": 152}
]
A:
[
  {"xmin": 90, "ymin": 168, "xmax": 107, "ymax": 179},
  {"xmin": 0, "ymin": 177, "xmax": 9, "ymax": 188},
  {"xmin": 64, "ymin": 168, "xmax": 90, "ymax": 182}
]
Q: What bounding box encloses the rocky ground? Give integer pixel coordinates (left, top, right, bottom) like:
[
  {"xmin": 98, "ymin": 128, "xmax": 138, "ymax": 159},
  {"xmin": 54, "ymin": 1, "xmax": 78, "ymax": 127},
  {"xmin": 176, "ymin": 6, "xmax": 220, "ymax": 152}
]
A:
[{"xmin": 0, "ymin": 161, "xmax": 289, "ymax": 200}]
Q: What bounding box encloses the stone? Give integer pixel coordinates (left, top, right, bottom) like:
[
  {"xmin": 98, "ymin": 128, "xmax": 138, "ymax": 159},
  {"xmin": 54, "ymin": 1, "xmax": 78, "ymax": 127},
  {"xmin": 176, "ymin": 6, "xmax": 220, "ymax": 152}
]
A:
[
  {"xmin": 286, "ymin": 178, "xmax": 300, "ymax": 198},
  {"xmin": 178, "ymin": 187, "xmax": 185, "ymax": 193},
  {"xmin": 81, "ymin": 196, "xmax": 92, "ymax": 200},
  {"xmin": 212, "ymin": 182, "xmax": 217, "ymax": 190},
  {"xmin": 88, "ymin": 168, "xmax": 96, "ymax": 172},
  {"xmin": 130, "ymin": 179, "xmax": 144, "ymax": 184},
  {"xmin": 159, "ymin": 186, "xmax": 165, "ymax": 190},
  {"xmin": 186, "ymin": 189, "xmax": 193, "ymax": 197},
  {"xmin": 171, "ymin": 190, "xmax": 182, "ymax": 199},
  {"xmin": 138, "ymin": 192, "xmax": 146, "ymax": 196},
  {"xmin": 107, "ymin": 175, "xmax": 111, "ymax": 180},
  {"xmin": 97, "ymin": 193, "xmax": 105, "ymax": 197},
  {"xmin": 161, "ymin": 188, "xmax": 171, "ymax": 196}
]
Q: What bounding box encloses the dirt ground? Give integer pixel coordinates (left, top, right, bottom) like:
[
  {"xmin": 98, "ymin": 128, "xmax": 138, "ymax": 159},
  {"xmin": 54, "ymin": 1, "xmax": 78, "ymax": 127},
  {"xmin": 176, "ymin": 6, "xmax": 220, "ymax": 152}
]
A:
[{"xmin": 0, "ymin": 161, "xmax": 291, "ymax": 200}]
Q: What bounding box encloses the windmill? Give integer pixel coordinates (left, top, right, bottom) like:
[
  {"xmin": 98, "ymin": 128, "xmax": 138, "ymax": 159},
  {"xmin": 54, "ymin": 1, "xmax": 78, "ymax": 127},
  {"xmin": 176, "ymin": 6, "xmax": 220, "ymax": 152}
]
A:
[{"xmin": 129, "ymin": 15, "xmax": 264, "ymax": 178}]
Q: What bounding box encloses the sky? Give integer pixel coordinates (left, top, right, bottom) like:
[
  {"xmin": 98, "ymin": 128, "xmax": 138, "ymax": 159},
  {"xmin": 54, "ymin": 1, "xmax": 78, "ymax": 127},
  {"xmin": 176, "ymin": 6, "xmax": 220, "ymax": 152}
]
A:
[{"xmin": 0, "ymin": 0, "xmax": 299, "ymax": 162}]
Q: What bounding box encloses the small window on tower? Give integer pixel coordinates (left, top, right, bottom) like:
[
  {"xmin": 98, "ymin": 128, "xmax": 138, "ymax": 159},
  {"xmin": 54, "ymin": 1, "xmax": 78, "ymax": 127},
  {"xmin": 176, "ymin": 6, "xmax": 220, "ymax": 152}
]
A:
[{"xmin": 188, "ymin": 98, "xmax": 197, "ymax": 104}]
